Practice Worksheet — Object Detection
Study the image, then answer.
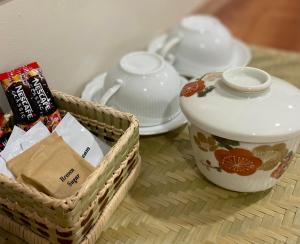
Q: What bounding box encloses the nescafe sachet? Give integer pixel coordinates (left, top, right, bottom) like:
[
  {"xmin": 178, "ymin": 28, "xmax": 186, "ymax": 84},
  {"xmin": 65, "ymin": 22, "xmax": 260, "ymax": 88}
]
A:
[
  {"xmin": 0, "ymin": 70, "xmax": 40, "ymax": 130},
  {"xmin": 0, "ymin": 108, "xmax": 11, "ymax": 152},
  {"xmin": 23, "ymin": 62, "xmax": 61, "ymax": 131}
]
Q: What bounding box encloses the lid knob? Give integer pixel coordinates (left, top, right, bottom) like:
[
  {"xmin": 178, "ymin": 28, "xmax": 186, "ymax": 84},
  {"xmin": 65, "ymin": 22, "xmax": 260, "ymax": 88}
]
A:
[{"xmin": 222, "ymin": 67, "xmax": 271, "ymax": 93}]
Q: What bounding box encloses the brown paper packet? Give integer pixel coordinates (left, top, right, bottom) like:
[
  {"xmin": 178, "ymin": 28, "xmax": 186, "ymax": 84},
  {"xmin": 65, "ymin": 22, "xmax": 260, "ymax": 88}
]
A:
[
  {"xmin": 8, "ymin": 133, "xmax": 95, "ymax": 199},
  {"xmin": 23, "ymin": 136, "xmax": 94, "ymax": 199},
  {"xmin": 7, "ymin": 133, "xmax": 60, "ymax": 178}
]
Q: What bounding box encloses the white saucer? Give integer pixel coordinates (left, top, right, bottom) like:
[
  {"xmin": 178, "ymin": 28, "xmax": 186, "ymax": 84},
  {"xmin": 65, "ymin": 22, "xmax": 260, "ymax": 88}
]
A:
[
  {"xmin": 148, "ymin": 34, "xmax": 252, "ymax": 77},
  {"xmin": 139, "ymin": 111, "xmax": 187, "ymax": 136},
  {"xmin": 81, "ymin": 73, "xmax": 188, "ymax": 136}
]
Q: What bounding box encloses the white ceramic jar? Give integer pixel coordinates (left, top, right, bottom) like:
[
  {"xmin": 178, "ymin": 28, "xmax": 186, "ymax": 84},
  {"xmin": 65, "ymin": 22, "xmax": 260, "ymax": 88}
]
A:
[{"xmin": 180, "ymin": 67, "xmax": 300, "ymax": 192}]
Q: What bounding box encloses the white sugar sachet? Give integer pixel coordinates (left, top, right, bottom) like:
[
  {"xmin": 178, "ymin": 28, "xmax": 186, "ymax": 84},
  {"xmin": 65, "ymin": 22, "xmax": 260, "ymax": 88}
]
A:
[
  {"xmin": 0, "ymin": 157, "xmax": 15, "ymax": 178},
  {"xmin": 54, "ymin": 113, "xmax": 110, "ymax": 167},
  {"xmin": 20, "ymin": 122, "xmax": 50, "ymax": 150},
  {"xmin": 1, "ymin": 138, "xmax": 22, "ymax": 164},
  {"xmin": 0, "ymin": 122, "xmax": 50, "ymax": 162},
  {"xmin": 5, "ymin": 126, "xmax": 25, "ymax": 148}
]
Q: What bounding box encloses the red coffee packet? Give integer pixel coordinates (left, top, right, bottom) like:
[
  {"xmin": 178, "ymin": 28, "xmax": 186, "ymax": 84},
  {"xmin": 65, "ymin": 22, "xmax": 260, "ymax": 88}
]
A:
[
  {"xmin": 22, "ymin": 62, "xmax": 61, "ymax": 131},
  {"xmin": 0, "ymin": 69, "xmax": 41, "ymax": 131},
  {"xmin": 0, "ymin": 108, "xmax": 12, "ymax": 152}
]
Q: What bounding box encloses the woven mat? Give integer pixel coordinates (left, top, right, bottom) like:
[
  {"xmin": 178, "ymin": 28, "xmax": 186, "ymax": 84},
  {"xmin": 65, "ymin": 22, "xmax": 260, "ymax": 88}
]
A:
[{"xmin": 2, "ymin": 46, "xmax": 300, "ymax": 244}]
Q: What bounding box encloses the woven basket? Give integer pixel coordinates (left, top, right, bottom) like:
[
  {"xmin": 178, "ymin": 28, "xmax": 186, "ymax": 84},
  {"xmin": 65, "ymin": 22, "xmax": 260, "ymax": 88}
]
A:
[{"xmin": 0, "ymin": 90, "xmax": 141, "ymax": 244}]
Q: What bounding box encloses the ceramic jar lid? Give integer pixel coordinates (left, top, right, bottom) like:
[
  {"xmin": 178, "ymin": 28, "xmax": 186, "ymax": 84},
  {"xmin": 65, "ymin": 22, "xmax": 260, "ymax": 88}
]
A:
[{"xmin": 180, "ymin": 67, "xmax": 300, "ymax": 143}]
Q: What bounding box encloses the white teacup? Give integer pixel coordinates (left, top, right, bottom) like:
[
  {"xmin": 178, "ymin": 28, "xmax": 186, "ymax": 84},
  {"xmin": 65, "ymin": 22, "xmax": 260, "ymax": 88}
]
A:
[
  {"xmin": 100, "ymin": 51, "xmax": 184, "ymax": 127},
  {"xmin": 160, "ymin": 15, "xmax": 242, "ymax": 77}
]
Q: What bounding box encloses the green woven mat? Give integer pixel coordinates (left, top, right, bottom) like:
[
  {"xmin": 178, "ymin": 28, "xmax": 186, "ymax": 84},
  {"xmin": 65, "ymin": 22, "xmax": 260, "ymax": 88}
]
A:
[{"xmin": 2, "ymin": 46, "xmax": 300, "ymax": 243}]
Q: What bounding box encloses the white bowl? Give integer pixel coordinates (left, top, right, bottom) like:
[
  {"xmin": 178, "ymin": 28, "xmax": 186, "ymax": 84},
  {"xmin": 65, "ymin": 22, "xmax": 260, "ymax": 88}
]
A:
[
  {"xmin": 101, "ymin": 51, "xmax": 184, "ymax": 127},
  {"xmin": 81, "ymin": 72, "xmax": 188, "ymax": 135},
  {"xmin": 159, "ymin": 15, "xmax": 250, "ymax": 77}
]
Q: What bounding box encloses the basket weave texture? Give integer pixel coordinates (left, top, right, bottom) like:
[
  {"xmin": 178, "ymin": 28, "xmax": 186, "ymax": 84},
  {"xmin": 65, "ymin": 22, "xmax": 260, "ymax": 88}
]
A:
[{"xmin": 0, "ymin": 91, "xmax": 140, "ymax": 243}]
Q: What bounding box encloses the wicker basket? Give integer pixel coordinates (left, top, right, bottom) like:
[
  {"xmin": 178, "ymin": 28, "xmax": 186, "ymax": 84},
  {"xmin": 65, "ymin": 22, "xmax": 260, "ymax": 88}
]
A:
[{"xmin": 0, "ymin": 90, "xmax": 141, "ymax": 244}]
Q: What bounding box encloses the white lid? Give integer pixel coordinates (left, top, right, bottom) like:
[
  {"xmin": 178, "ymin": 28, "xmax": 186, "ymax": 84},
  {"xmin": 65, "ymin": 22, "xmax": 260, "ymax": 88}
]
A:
[{"xmin": 180, "ymin": 67, "xmax": 300, "ymax": 143}]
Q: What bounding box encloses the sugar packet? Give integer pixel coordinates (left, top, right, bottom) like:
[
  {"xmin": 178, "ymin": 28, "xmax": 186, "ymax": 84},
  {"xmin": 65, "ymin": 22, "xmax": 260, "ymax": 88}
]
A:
[
  {"xmin": 0, "ymin": 122, "xmax": 50, "ymax": 163},
  {"xmin": 5, "ymin": 126, "xmax": 25, "ymax": 148},
  {"xmin": 7, "ymin": 133, "xmax": 59, "ymax": 178},
  {"xmin": 0, "ymin": 157, "xmax": 14, "ymax": 178},
  {"xmin": 54, "ymin": 113, "xmax": 110, "ymax": 167},
  {"xmin": 0, "ymin": 126, "xmax": 25, "ymax": 178},
  {"xmin": 8, "ymin": 133, "xmax": 94, "ymax": 198},
  {"xmin": 20, "ymin": 122, "xmax": 50, "ymax": 150}
]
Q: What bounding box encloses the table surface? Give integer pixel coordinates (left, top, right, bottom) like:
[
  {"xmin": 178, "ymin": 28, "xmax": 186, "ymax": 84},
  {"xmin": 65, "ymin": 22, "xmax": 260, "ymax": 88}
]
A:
[{"xmin": 1, "ymin": 46, "xmax": 300, "ymax": 243}]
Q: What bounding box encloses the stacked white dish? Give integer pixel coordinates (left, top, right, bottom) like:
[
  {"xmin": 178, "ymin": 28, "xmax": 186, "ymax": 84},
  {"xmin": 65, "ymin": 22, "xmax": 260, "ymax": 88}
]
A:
[{"xmin": 82, "ymin": 15, "xmax": 251, "ymax": 135}]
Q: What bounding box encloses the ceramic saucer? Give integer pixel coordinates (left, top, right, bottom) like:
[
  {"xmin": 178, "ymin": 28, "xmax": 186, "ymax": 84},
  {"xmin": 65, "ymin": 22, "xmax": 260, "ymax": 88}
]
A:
[
  {"xmin": 148, "ymin": 34, "xmax": 252, "ymax": 77},
  {"xmin": 81, "ymin": 73, "xmax": 188, "ymax": 136}
]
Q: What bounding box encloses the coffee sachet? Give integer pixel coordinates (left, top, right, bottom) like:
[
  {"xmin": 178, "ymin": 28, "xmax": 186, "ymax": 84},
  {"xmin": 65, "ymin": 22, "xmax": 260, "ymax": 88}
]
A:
[
  {"xmin": 23, "ymin": 62, "xmax": 61, "ymax": 131},
  {"xmin": 0, "ymin": 69, "xmax": 40, "ymax": 130},
  {"xmin": 0, "ymin": 108, "xmax": 11, "ymax": 152}
]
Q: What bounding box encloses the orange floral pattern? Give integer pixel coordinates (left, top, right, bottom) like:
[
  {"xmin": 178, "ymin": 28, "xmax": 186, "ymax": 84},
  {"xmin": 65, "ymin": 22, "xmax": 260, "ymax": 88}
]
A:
[
  {"xmin": 253, "ymin": 143, "xmax": 288, "ymax": 171},
  {"xmin": 180, "ymin": 79, "xmax": 205, "ymax": 97},
  {"xmin": 215, "ymin": 148, "xmax": 262, "ymax": 176},
  {"xmin": 194, "ymin": 132, "xmax": 218, "ymax": 152},
  {"xmin": 193, "ymin": 129, "xmax": 294, "ymax": 179},
  {"xmin": 271, "ymin": 151, "xmax": 294, "ymax": 179}
]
